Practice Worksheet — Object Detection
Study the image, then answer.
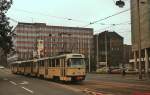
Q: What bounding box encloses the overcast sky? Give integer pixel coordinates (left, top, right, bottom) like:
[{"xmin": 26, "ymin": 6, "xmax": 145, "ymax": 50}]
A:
[{"xmin": 7, "ymin": 0, "xmax": 131, "ymax": 44}]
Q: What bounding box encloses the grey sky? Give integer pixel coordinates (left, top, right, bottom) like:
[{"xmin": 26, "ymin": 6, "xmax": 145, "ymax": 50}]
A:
[{"xmin": 7, "ymin": 0, "xmax": 131, "ymax": 44}]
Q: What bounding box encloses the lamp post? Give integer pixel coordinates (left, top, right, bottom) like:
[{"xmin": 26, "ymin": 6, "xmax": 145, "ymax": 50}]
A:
[
  {"xmin": 96, "ymin": 34, "xmax": 99, "ymax": 70},
  {"xmin": 116, "ymin": 0, "xmax": 144, "ymax": 79},
  {"xmin": 88, "ymin": 35, "xmax": 91, "ymax": 73},
  {"xmin": 136, "ymin": 0, "xmax": 142, "ymax": 79}
]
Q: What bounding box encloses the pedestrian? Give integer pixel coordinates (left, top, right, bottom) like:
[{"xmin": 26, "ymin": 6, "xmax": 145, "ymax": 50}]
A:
[{"xmin": 122, "ymin": 68, "xmax": 126, "ymax": 76}]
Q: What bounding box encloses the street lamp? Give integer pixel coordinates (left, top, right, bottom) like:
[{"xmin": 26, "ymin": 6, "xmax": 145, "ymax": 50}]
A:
[
  {"xmin": 116, "ymin": 0, "xmax": 145, "ymax": 79},
  {"xmin": 115, "ymin": 0, "xmax": 125, "ymax": 8},
  {"xmin": 105, "ymin": 31, "xmax": 108, "ymax": 72}
]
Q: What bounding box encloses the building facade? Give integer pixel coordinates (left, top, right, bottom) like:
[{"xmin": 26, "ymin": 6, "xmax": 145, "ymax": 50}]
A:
[
  {"xmin": 130, "ymin": 0, "xmax": 150, "ymax": 73},
  {"xmin": 94, "ymin": 31, "xmax": 123, "ymax": 70},
  {"xmin": 123, "ymin": 44, "xmax": 132, "ymax": 69},
  {"xmin": 14, "ymin": 22, "xmax": 93, "ymax": 61}
]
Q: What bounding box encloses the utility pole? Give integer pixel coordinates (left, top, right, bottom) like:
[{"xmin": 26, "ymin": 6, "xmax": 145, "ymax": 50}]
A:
[
  {"xmin": 88, "ymin": 36, "xmax": 91, "ymax": 73},
  {"xmin": 136, "ymin": 0, "xmax": 142, "ymax": 79},
  {"xmin": 105, "ymin": 31, "xmax": 108, "ymax": 71},
  {"xmin": 96, "ymin": 34, "xmax": 99, "ymax": 70}
]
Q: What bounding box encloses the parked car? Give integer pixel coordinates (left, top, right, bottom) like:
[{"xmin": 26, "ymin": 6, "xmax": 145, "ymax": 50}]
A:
[
  {"xmin": 96, "ymin": 67, "xmax": 109, "ymax": 73},
  {"xmin": 110, "ymin": 68, "xmax": 122, "ymax": 74}
]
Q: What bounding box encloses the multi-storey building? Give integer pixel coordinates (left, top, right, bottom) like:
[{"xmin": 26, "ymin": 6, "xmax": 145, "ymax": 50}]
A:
[
  {"xmin": 94, "ymin": 31, "xmax": 123, "ymax": 70},
  {"xmin": 14, "ymin": 22, "xmax": 93, "ymax": 61},
  {"xmin": 130, "ymin": 0, "xmax": 150, "ymax": 73}
]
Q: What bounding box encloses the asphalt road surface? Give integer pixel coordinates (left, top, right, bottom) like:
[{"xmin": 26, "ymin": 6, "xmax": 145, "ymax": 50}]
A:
[
  {"xmin": 0, "ymin": 68, "xmax": 86, "ymax": 95},
  {"xmin": 0, "ymin": 68, "xmax": 150, "ymax": 95}
]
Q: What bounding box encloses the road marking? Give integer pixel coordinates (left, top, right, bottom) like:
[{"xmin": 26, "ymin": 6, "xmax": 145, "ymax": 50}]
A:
[
  {"xmin": 9, "ymin": 81, "xmax": 17, "ymax": 85},
  {"xmin": 83, "ymin": 88, "xmax": 114, "ymax": 95},
  {"xmin": 19, "ymin": 81, "xmax": 29, "ymax": 85},
  {"xmin": 3, "ymin": 78, "xmax": 8, "ymax": 81},
  {"xmin": 21, "ymin": 87, "xmax": 34, "ymax": 94}
]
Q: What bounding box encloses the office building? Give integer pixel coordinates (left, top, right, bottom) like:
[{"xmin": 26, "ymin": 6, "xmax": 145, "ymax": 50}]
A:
[
  {"xmin": 14, "ymin": 22, "xmax": 93, "ymax": 60},
  {"xmin": 130, "ymin": 0, "xmax": 150, "ymax": 73},
  {"xmin": 94, "ymin": 31, "xmax": 123, "ymax": 70}
]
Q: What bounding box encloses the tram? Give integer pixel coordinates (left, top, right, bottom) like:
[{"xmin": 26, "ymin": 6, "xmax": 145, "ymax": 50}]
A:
[{"xmin": 11, "ymin": 53, "xmax": 86, "ymax": 82}]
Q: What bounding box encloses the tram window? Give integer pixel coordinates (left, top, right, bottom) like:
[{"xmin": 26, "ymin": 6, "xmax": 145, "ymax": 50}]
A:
[
  {"xmin": 38, "ymin": 61, "xmax": 40, "ymax": 66},
  {"xmin": 41, "ymin": 60, "xmax": 44, "ymax": 67},
  {"xmin": 40, "ymin": 60, "xmax": 44, "ymax": 67},
  {"xmin": 27, "ymin": 63, "xmax": 29, "ymax": 67},
  {"xmin": 28, "ymin": 63, "xmax": 30, "ymax": 67},
  {"xmin": 52, "ymin": 59, "xmax": 55, "ymax": 67},
  {"xmin": 56, "ymin": 59, "xmax": 60, "ymax": 67},
  {"xmin": 39, "ymin": 61, "xmax": 41, "ymax": 66},
  {"xmin": 49, "ymin": 59, "xmax": 51, "ymax": 67},
  {"xmin": 24, "ymin": 63, "xmax": 26, "ymax": 67},
  {"xmin": 67, "ymin": 59, "xmax": 71, "ymax": 67}
]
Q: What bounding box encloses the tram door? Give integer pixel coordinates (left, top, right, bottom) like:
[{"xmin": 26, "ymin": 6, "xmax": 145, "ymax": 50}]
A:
[
  {"xmin": 37, "ymin": 61, "xmax": 40, "ymax": 74},
  {"xmin": 45, "ymin": 59, "xmax": 48, "ymax": 76},
  {"xmin": 61, "ymin": 58, "xmax": 66, "ymax": 77},
  {"xmin": 31, "ymin": 62, "xmax": 33, "ymax": 74}
]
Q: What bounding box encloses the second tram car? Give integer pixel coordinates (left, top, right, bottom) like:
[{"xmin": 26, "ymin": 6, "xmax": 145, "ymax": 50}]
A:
[{"xmin": 11, "ymin": 53, "xmax": 86, "ymax": 82}]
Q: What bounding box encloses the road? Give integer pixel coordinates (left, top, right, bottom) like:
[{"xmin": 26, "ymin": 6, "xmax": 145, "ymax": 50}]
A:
[
  {"xmin": 0, "ymin": 68, "xmax": 85, "ymax": 95},
  {"xmin": 0, "ymin": 68, "xmax": 150, "ymax": 95},
  {"xmin": 71, "ymin": 74, "xmax": 150, "ymax": 95}
]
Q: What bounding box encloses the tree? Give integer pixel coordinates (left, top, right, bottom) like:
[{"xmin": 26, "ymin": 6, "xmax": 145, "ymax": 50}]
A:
[
  {"xmin": 0, "ymin": 0, "xmax": 13, "ymax": 55},
  {"xmin": 0, "ymin": 0, "xmax": 13, "ymax": 66}
]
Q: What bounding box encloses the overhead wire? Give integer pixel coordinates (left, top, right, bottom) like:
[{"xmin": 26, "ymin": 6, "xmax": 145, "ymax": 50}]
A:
[
  {"xmin": 95, "ymin": 0, "xmax": 149, "ymax": 32},
  {"xmin": 9, "ymin": 8, "xmax": 131, "ymax": 27},
  {"xmin": 9, "ymin": 0, "xmax": 145, "ymax": 32},
  {"xmin": 94, "ymin": 20, "xmax": 131, "ymax": 32},
  {"xmin": 11, "ymin": 8, "xmax": 89, "ymax": 24},
  {"xmin": 82, "ymin": 8, "xmax": 130, "ymax": 27}
]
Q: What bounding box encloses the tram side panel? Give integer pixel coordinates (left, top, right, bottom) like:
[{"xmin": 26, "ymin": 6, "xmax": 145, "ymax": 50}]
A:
[
  {"xmin": 24, "ymin": 62, "xmax": 32, "ymax": 75},
  {"xmin": 11, "ymin": 64, "xmax": 18, "ymax": 74},
  {"xmin": 38, "ymin": 60, "xmax": 45, "ymax": 77},
  {"xmin": 31, "ymin": 62, "xmax": 38, "ymax": 76},
  {"xmin": 47, "ymin": 58, "xmax": 61, "ymax": 80},
  {"xmin": 20, "ymin": 63, "xmax": 25, "ymax": 74}
]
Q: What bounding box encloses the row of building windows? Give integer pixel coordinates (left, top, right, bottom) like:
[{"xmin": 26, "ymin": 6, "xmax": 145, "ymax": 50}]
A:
[
  {"xmin": 16, "ymin": 34, "xmax": 92, "ymax": 39},
  {"xmin": 16, "ymin": 27, "xmax": 92, "ymax": 35}
]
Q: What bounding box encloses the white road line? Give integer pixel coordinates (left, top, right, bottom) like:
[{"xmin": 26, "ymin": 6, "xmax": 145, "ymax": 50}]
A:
[
  {"xmin": 21, "ymin": 87, "xmax": 34, "ymax": 94},
  {"xmin": 19, "ymin": 81, "xmax": 29, "ymax": 85},
  {"xmin": 9, "ymin": 81, "xmax": 17, "ymax": 85},
  {"xmin": 3, "ymin": 78, "xmax": 8, "ymax": 81}
]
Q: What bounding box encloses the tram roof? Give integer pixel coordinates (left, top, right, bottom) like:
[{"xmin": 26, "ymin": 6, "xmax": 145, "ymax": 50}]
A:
[
  {"xmin": 11, "ymin": 59, "xmax": 33, "ymax": 64},
  {"xmin": 11, "ymin": 53, "xmax": 85, "ymax": 64}
]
